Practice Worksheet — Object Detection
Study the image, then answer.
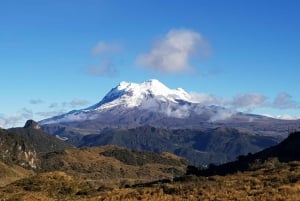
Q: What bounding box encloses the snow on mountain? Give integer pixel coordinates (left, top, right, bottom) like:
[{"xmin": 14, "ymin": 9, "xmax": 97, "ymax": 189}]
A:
[
  {"xmin": 86, "ymin": 79, "xmax": 193, "ymax": 111},
  {"xmin": 40, "ymin": 79, "xmax": 235, "ymax": 125}
]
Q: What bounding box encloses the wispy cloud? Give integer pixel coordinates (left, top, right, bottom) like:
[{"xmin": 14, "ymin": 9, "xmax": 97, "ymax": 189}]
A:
[
  {"xmin": 69, "ymin": 98, "xmax": 89, "ymax": 108},
  {"xmin": 231, "ymin": 93, "xmax": 267, "ymax": 110},
  {"xmin": 264, "ymin": 114, "xmax": 300, "ymax": 120},
  {"xmin": 36, "ymin": 111, "xmax": 65, "ymax": 118},
  {"xmin": 0, "ymin": 108, "xmax": 34, "ymax": 128},
  {"xmin": 49, "ymin": 103, "xmax": 59, "ymax": 108},
  {"xmin": 272, "ymin": 92, "xmax": 299, "ymax": 109},
  {"xmin": 0, "ymin": 97, "xmax": 89, "ymax": 128},
  {"xmin": 86, "ymin": 41, "xmax": 122, "ymax": 77},
  {"xmin": 191, "ymin": 91, "xmax": 300, "ymax": 112},
  {"xmin": 91, "ymin": 41, "xmax": 122, "ymax": 56},
  {"xmin": 61, "ymin": 98, "xmax": 89, "ymax": 109},
  {"xmin": 136, "ymin": 28, "xmax": 211, "ymax": 73},
  {"xmin": 190, "ymin": 92, "xmax": 226, "ymax": 105},
  {"xmin": 29, "ymin": 99, "xmax": 44, "ymax": 104},
  {"xmin": 85, "ymin": 60, "xmax": 118, "ymax": 77},
  {"xmin": 191, "ymin": 92, "xmax": 268, "ymax": 112},
  {"xmin": 20, "ymin": 108, "xmax": 33, "ymax": 120}
]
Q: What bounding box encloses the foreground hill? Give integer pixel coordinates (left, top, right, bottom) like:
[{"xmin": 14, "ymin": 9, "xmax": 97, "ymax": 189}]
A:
[
  {"xmin": 0, "ymin": 161, "xmax": 33, "ymax": 187},
  {"xmin": 39, "ymin": 145, "xmax": 188, "ymax": 183},
  {"xmin": 0, "ymin": 120, "xmax": 72, "ymax": 169},
  {"xmin": 1, "ymin": 152, "xmax": 299, "ymax": 200}
]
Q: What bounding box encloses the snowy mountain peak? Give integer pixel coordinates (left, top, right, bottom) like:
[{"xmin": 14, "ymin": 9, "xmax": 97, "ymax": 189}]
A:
[
  {"xmin": 87, "ymin": 79, "xmax": 193, "ymax": 111},
  {"xmin": 117, "ymin": 79, "xmax": 169, "ymax": 93}
]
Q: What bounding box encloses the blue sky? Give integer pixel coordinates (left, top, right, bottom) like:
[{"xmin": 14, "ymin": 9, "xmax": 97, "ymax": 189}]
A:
[{"xmin": 1, "ymin": 0, "xmax": 300, "ymax": 128}]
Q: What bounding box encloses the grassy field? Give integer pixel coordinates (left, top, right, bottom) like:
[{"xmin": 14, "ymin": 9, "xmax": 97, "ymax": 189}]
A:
[{"xmin": 0, "ymin": 159, "xmax": 299, "ymax": 201}]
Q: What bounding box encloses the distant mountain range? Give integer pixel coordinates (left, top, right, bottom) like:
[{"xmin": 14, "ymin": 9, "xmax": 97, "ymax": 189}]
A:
[{"xmin": 39, "ymin": 79, "xmax": 300, "ymax": 164}]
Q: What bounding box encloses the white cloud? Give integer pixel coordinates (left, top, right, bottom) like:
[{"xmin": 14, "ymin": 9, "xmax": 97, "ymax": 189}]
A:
[
  {"xmin": 210, "ymin": 109, "xmax": 235, "ymax": 122},
  {"xmin": 91, "ymin": 41, "xmax": 122, "ymax": 56},
  {"xmin": 136, "ymin": 29, "xmax": 211, "ymax": 73}
]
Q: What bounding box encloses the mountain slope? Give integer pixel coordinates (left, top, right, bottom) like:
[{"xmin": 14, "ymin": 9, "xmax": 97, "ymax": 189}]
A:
[
  {"xmin": 187, "ymin": 131, "xmax": 300, "ymax": 176},
  {"xmin": 77, "ymin": 126, "xmax": 281, "ymax": 165}
]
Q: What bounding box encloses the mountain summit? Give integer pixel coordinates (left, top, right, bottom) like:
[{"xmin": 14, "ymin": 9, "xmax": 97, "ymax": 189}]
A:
[
  {"xmin": 40, "ymin": 79, "xmax": 219, "ymax": 126},
  {"xmin": 86, "ymin": 79, "xmax": 193, "ymax": 111}
]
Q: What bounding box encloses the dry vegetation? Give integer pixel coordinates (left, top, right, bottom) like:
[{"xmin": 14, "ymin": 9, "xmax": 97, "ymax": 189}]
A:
[
  {"xmin": 0, "ymin": 161, "xmax": 34, "ymax": 187},
  {"xmin": 0, "ymin": 159, "xmax": 299, "ymax": 201},
  {"xmin": 39, "ymin": 145, "xmax": 187, "ymax": 184}
]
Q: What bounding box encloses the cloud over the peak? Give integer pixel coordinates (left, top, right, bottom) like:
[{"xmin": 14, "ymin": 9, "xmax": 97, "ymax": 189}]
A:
[{"xmin": 136, "ymin": 29, "xmax": 211, "ymax": 73}]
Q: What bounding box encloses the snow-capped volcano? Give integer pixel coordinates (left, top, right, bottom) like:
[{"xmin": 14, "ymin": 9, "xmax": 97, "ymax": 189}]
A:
[
  {"xmin": 40, "ymin": 79, "xmax": 216, "ymax": 125},
  {"xmin": 86, "ymin": 79, "xmax": 193, "ymax": 111},
  {"xmin": 39, "ymin": 78, "xmax": 297, "ymax": 153}
]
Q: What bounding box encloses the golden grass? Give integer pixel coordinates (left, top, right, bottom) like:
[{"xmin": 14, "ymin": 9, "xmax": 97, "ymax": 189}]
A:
[
  {"xmin": 0, "ymin": 161, "xmax": 34, "ymax": 187},
  {"xmin": 0, "ymin": 160, "xmax": 299, "ymax": 201}
]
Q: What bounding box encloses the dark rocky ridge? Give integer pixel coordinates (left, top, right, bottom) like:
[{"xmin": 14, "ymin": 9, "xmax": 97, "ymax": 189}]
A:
[{"xmin": 0, "ymin": 120, "xmax": 72, "ymax": 169}]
